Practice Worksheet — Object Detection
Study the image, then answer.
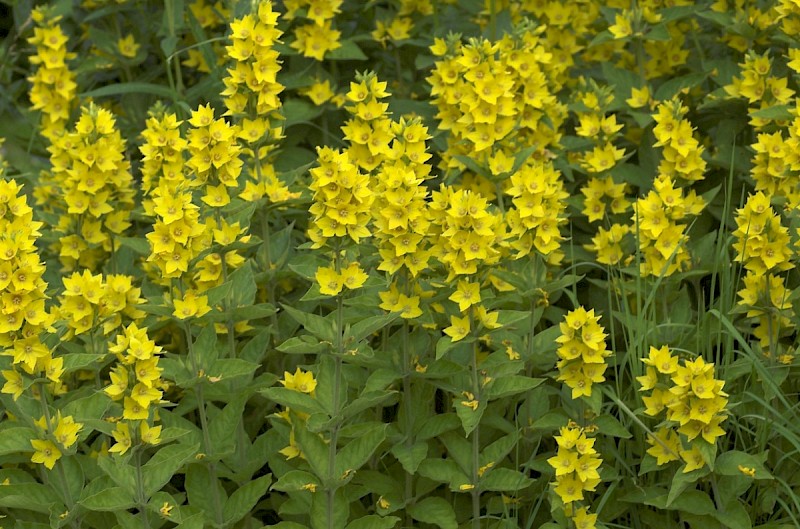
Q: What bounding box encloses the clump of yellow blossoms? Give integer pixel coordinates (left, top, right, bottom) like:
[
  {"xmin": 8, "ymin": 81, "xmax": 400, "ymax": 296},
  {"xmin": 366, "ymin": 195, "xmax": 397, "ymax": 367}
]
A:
[
  {"xmin": 56, "ymin": 271, "xmax": 145, "ymax": 337},
  {"xmin": 652, "ymin": 99, "xmax": 707, "ymax": 184},
  {"xmin": 733, "ymin": 192, "xmax": 795, "ymax": 349},
  {"xmin": 505, "ymin": 160, "xmax": 569, "ymax": 265},
  {"xmin": 0, "ymin": 180, "xmax": 57, "ymax": 398},
  {"xmin": 374, "ymin": 118, "xmax": 434, "ymax": 320},
  {"xmin": 223, "ymin": 1, "xmax": 295, "ymax": 204},
  {"xmin": 31, "ymin": 412, "xmax": 83, "ymax": 469},
  {"xmin": 27, "ymin": 7, "xmax": 77, "ymax": 141},
  {"xmin": 428, "ymin": 27, "xmax": 565, "ymax": 176},
  {"xmin": 287, "ymin": 0, "xmax": 342, "ymax": 61},
  {"xmin": 638, "ymin": 346, "xmax": 728, "ymax": 472},
  {"xmin": 105, "ymin": 323, "xmax": 166, "ymax": 454},
  {"xmin": 308, "ymin": 145, "xmax": 372, "ymax": 296},
  {"xmin": 342, "ymin": 72, "xmax": 393, "ymax": 172},
  {"xmin": 555, "ymin": 307, "xmax": 610, "ymax": 399},
  {"xmin": 750, "ymin": 126, "xmax": 800, "ymax": 211},
  {"xmin": 548, "ymin": 423, "xmax": 602, "ymax": 505},
  {"xmin": 45, "ymin": 104, "xmax": 134, "ymax": 271},
  {"xmin": 139, "ymin": 108, "xmax": 188, "ymax": 198},
  {"xmin": 724, "ymin": 51, "xmax": 794, "ymax": 129}
]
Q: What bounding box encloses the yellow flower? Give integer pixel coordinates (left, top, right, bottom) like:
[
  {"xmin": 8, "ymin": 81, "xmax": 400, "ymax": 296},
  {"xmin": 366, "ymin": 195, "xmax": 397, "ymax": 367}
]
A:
[
  {"xmin": 173, "ymin": 290, "xmax": 212, "ymax": 320},
  {"xmin": 444, "ymin": 314, "xmax": 470, "ymax": 342},
  {"xmin": 140, "ymin": 422, "xmax": 162, "ymax": 445},
  {"xmin": 340, "ymin": 263, "xmax": 367, "ymax": 290},
  {"xmin": 159, "ymin": 502, "xmax": 173, "ymax": 517},
  {"xmin": 553, "ymin": 474, "xmax": 584, "ymax": 503},
  {"xmin": 315, "ymin": 266, "xmax": 343, "ymax": 296},
  {"xmin": 280, "ymin": 367, "xmax": 317, "ymax": 394},
  {"xmin": 572, "ymin": 506, "xmax": 598, "ymax": 529},
  {"xmin": 31, "ymin": 439, "xmax": 62, "ymax": 469},
  {"xmin": 449, "ymin": 280, "xmax": 480, "ymax": 312},
  {"xmin": 1, "ymin": 370, "xmax": 24, "ymax": 400},
  {"xmin": 680, "ymin": 445, "xmax": 706, "ymax": 473},
  {"xmin": 117, "ymin": 34, "xmax": 140, "ymax": 58},
  {"xmin": 109, "ymin": 422, "xmax": 132, "ymax": 455}
]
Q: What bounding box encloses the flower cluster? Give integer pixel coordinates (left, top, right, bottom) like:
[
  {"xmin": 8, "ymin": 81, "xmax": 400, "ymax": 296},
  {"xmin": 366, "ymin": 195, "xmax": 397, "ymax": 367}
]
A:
[
  {"xmin": 428, "ymin": 186, "xmax": 504, "ymax": 281},
  {"xmin": 428, "ymin": 29, "xmax": 564, "ymax": 175},
  {"xmin": 46, "ymin": 104, "xmax": 134, "ymax": 271},
  {"xmin": 0, "ymin": 180, "xmax": 56, "ymax": 398},
  {"xmin": 555, "ymin": 307, "xmax": 610, "ymax": 399},
  {"xmin": 342, "ymin": 73, "xmax": 393, "ymax": 172},
  {"xmin": 548, "ymin": 423, "xmax": 602, "ymax": 505},
  {"xmin": 725, "ymin": 51, "xmax": 794, "ymax": 128},
  {"xmin": 139, "ymin": 109, "xmax": 188, "ymax": 197},
  {"xmin": 56, "ymin": 271, "xmax": 145, "ymax": 337},
  {"xmin": 105, "ymin": 323, "xmax": 166, "ymax": 454},
  {"xmin": 308, "ymin": 145, "xmax": 372, "ymax": 296},
  {"xmin": 287, "ymin": 0, "xmax": 342, "ymax": 61},
  {"xmin": 750, "ymin": 128, "xmax": 800, "ymax": 211},
  {"xmin": 505, "ymin": 160, "xmax": 569, "ymax": 264},
  {"xmin": 27, "ymin": 7, "xmax": 77, "ymax": 141},
  {"xmin": 373, "ymin": 118, "xmax": 434, "ymax": 319},
  {"xmin": 652, "ymin": 99, "xmax": 707, "ymax": 183},
  {"xmin": 31, "ymin": 412, "xmax": 83, "ymax": 469},
  {"xmin": 222, "ymin": 1, "xmax": 284, "ymax": 122},
  {"xmin": 584, "ymin": 223, "xmax": 631, "ymax": 266},
  {"xmin": 638, "ymin": 346, "xmax": 728, "ymax": 471},
  {"xmin": 186, "ymin": 104, "xmax": 244, "ymax": 207},
  {"xmin": 632, "ymin": 176, "xmax": 705, "ymax": 277}
]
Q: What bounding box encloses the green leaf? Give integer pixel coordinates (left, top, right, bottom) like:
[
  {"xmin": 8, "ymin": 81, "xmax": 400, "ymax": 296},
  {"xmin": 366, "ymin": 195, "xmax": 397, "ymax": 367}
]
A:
[
  {"xmin": 453, "ymin": 155, "xmax": 489, "ymax": 178},
  {"xmin": 486, "ymin": 376, "xmax": 545, "ymax": 400},
  {"xmin": 193, "ymin": 325, "xmax": 220, "ymax": 373},
  {"xmin": 670, "ymin": 490, "xmax": 715, "ymax": 515},
  {"xmin": 294, "ymin": 422, "xmax": 330, "ymax": 480},
  {"xmin": 347, "ymin": 313, "xmax": 400, "ymax": 344},
  {"xmin": 223, "ymin": 474, "xmax": 272, "ymax": 525},
  {"xmin": 341, "ymin": 387, "xmax": 396, "ymax": 419},
  {"xmin": 346, "ymin": 515, "xmax": 400, "ymax": 529},
  {"xmin": 278, "ymin": 336, "xmax": 329, "ymax": 355},
  {"xmin": 416, "ymin": 459, "xmax": 469, "ymax": 489},
  {"xmin": 283, "ymin": 98, "xmax": 324, "ymax": 128},
  {"xmin": 117, "ymin": 236, "xmax": 151, "ymax": 255},
  {"xmin": 272, "ymin": 470, "xmax": 320, "ymax": 492},
  {"xmin": 335, "ymin": 424, "xmax": 387, "ymax": 478},
  {"xmin": 260, "ymin": 387, "xmax": 327, "ymax": 415},
  {"xmin": 594, "ymin": 414, "xmax": 632, "ymax": 438},
  {"xmin": 508, "ymin": 145, "xmax": 538, "ymax": 176},
  {"xmin": 282, "ymin": 304, "xmax": 336, "ymax": 342},
  {"xmin": 208, "ymin": 358, "xmax": 259, "ymax": 382},
  {"xmin": 455, "ymin": 396, "xmax": 486, "ymax": 436},
  {"xmin": 667, "ymin": 467, "xmax": 709, "ymax": 507},
  {"xmin": 80, "ymin": 82, "xmax": 178, "ymax": 100},
  {"xmin": 408, "ymin": 497, "xmax": 458, "ymax": 529},
  {"xmin": 714, "ymin": 500, "xmax": 752, "ymax": 529},
  {"xmin": 310, "ymin": 488, "xmax": 349, "ymax": 529},
  {"xmin": 62, "ymin": 391, "xmax": 111, "ymax": 423},
  {"xmin": 63, "ymin": 353, "xmax": 108, "ymax": 373},
  {"xmin": 0, "ymin": 483, "xmax": 61, "ymax": 513},
  {"xmin": 185, "ymin": 463, "xmax": 227, "ymax": 519},
  {"xmin": 327, "ymin": 39, "xmax": 368, "ymax": 60},
  {"xmin": 480, "ymin": 467, "xmax": 532, "ymax": 492},
  {"xmin": 749, "ymin": 105, "xmax": 791, "ymax": 121},
  {"xmin": 79, "ymin": 487, "xmax": 135, "ymax": 512},
  {"xmin": 654, "ymin": 72, "xmax": 707, "ymax": 101},
  {"xmin": 481, "ymin": 433, "xmax": 519, "ymax": 466},
  {"xmin": 715, "ymin": 451, "xmax": 772, "ymax": 480},
  {"xmin": 143, "ymin": 443, "xmax": 200, "ymax": 497},
  {"xmin": 0, "ymin": 427, "xmax": 36, "ymax": 456},
  {"xmin": 98, "ymin": 455, "xmax": 137, "ymax": 496},
  {"xmin": 209, "ymin": 395, "xmax": 248, "ymax": 457},
  {"xmin": 230, "ymin": 262, "xmax": 257, "ymax": 307},
  {"xmin": 391, "ymin": 441, "xmax": 428, "ymax": 475}
]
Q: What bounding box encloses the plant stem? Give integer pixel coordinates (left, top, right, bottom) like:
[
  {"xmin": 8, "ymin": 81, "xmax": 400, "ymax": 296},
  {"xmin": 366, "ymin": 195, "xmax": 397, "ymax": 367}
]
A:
[
  {"xmin": 401, "ymin": 320, "xmax": 414, "ymax": 524},
  {"xmin": 183, "ymin": 323, "xmax": 224, "ymax": 526},
  {"xmin": 470, "ymin": 308, "xmax": 481, "ymax": 529}
]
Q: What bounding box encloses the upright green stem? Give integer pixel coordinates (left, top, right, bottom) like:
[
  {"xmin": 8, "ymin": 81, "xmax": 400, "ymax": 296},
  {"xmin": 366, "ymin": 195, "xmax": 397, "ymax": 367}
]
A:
[
  {"xmin": 134, "ymin": 448, "xmax": 152, "ymax": 529},
  {"xmin": 469, "ymin": 308, "xmax": 481, "ymax": 529},
  {"xmin": 328, "ymin": 247, "xmax": 345, "ymax": 529},
  {"xmin": 183, "ymin": 323, "xmax": 224, "ymax": 526},
  {"xmin": 401, "ymin": 320, "xmax": 414, "ymax": 524}
]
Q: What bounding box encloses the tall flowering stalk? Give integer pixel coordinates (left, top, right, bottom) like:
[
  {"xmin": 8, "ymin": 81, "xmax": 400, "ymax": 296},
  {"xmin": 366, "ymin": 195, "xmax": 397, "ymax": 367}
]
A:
[{"xmin": 27, "ymin": 7, "xmax": 77, "ymax": 142}]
